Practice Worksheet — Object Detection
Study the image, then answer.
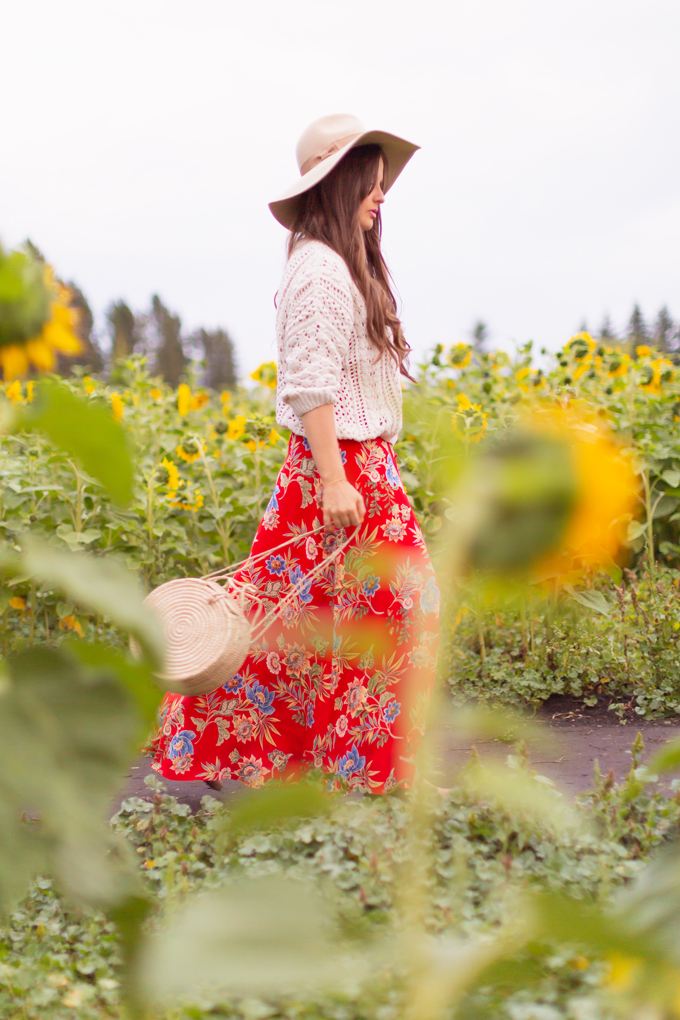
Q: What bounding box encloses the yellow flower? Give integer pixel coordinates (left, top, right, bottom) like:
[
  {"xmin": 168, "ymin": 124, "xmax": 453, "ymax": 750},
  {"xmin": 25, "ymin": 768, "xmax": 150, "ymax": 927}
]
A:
[
  {"xmin": 83, "ymin": 376, "xmax": 96, "ymax": 395},
  {"xmin": 177, "ymin": 383, "xmax": 191, "ymax": 417},
  {"xmin": 190, "ymin": 389, "xmax": 209, "ymax": 411},
  {"xmin": 176, "ymin": 440, "xmax": 201, "ymax": 463},
  {"xmin": 9, "ymin": 596, "xmax": 26, "ymax": 611},
  {"xmin": 5, "ymin": 380, "xmax": 23, "ymax": 403},
  {"xmin": 573, "ymin": 359, "xmax": 593, "ymax": 381},
  {"xmin": 250, "ymin": 361, "xmax": 278, "ymax": 389},
  {"xmin": 160, "ymin": 456, "xmax": 180, "ymax": 492},
  {"xmin": 170, "ymin": 489, "xmax": 204, "ymax": 512},
  {"xmin": 449, "ymin": 343, "xmax": 472, "ymax": 368},
  {"xmin": 25, "ymin": 380, "xmax": 34, "ymax": 403},
  {"xmin": 59, "ymin": 615, "xmax": 84, "ymax": 638},
  {"xmin": 636, "ymin": 345, "xmax": 651, "ymax": 358},
  {"xmin": 604, "ymin": 953, "xmax": 642, "ymax": 992},
  {"xmin": 226, "ymin": 415, "xmax": 247, "ymax": 441},
  {"xmin": 453, "ymin": 397, "xmax": 488, "ymax": 444},
  {"xmin": 110, "ymin": 393, "xmax": 125, "ymax": 421},
  {"xmin": 515, "ymin": 367, "xmax": 531, "ymax": 382},
  {"xmin": 149, "ymin": 387, "xmax": 163, "ymax": 401},
  {"xmin": 269, "ymin": 429, "xmax": 281, "ymax": 446},
  {"xmin": 220, "ymin": 390, "xmax": 231, "ymax": 409},
  {"xmin": 0, "ymin": 266, "xmax": 82, "ymax": 381},
  {"xmin": 531, "ymin": 404, "xmax": 638, "ymax": 583},
  {"xmin": 606, "ymin": 354, "xmax": 629, "ymax": 378}
]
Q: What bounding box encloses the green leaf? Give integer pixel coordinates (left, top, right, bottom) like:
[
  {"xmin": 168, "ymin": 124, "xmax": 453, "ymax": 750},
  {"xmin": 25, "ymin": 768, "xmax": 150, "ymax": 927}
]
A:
[
  {"xmin": 139, "ymin": 877, "xmax": 344, "ymax": 1003},
  {"xmin": 17, "ymin": 380, "xmax": 134, "ymax": 506},
  {"xmin": 627, "ymin": 520, "xmax": 647, "ymax": 541},
  {"xmin": 225, "ymin": 782, "xmax": 332, "ymax": 837},
  {"xmin": 649, "ymin": 738, "xmax": 680, "ymax": 774},
  {"xmin": 63, "ymin": 639, "xmax": 161, "ymax": 733},
  {"xmin": 653, "ymin": 496, "xmax": 679, "ymax": 520},
  {"xmin": 662, "ymin": 470, "xmax": 680, "ymax": 488},
  {"xmin": 566, "ymin": 588, "xmax": 613, "ymax": 617},
  {"xmin": 0, "ymin": 647, "xmax": 143, "ymax": 913},
  {"xmin": 20, "ymin": 535, "xmax": 164, "ymax": 666}
]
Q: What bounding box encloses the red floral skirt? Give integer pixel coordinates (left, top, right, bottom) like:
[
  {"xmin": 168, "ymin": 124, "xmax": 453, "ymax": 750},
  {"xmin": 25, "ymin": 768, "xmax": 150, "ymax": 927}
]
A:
[{"xmin": 150, "ymin": 435, "xmax": 439, "ymax": 793}]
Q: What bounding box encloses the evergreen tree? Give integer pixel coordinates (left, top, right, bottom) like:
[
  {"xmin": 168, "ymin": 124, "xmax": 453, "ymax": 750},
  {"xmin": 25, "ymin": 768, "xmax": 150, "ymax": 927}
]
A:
[
  {"xmin": 149, "ymin": 294, "xmax": 188, "ymax": 387},
  {"xmin": 627, "ymin": 304, "xmax": 649, "ymax": 351},
  {"xmin": 599, "ymin": 314, "xmax": 617, "ymax": 341},
  {"xmin": 106, "ymin": 300, "xmax": 141, "ymax": 362},
  {"xmin": 471, "ymin": 320, "xmax": 488, "ymax": 351},
  {"xmin": 62, "ymin": 283, "xmax": 104, "ymax": 375},
  {"xmin": 652, "ymin": 306, "xmax": 676, "ymax": 353},
  {"xmin": 195, "ymin": 327, "xmax": 238, "ymax": 390}
]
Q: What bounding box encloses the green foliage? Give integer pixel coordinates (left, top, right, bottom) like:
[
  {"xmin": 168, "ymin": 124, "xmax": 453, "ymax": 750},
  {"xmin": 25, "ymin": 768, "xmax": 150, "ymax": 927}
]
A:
[
  {"xmin": 0, "ymin": 244, "xmax": 51, "ymax": 347},
  {"xmin": 19, "ymin": 379, "xmax": 134, "ymax": 505},
  {"xmin": 2, "ymin": 758, "xmax": 679, "ymax": 1019},
  {"xmin": 445, "ymin": 566, "xmax": 680, "ymax": 718}
]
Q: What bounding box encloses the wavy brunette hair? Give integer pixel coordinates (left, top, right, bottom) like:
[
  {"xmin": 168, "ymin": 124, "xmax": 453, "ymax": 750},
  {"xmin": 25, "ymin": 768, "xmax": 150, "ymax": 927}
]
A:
[{"xmin": 288, "ymin": 144, "xmax": 412, "ymax": 378}]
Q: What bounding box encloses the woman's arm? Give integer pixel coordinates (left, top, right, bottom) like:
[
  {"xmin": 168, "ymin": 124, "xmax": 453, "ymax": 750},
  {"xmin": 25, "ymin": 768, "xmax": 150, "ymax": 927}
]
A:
[{"xmin": 300, "ymin": 404, "xmax": 365, "ymax": 528}]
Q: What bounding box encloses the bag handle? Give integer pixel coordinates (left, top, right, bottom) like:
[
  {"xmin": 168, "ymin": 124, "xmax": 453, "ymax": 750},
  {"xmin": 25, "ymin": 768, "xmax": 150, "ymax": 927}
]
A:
[{"xmin": 203, "ymin": 524, "xmax": 356, "ymax": 643}]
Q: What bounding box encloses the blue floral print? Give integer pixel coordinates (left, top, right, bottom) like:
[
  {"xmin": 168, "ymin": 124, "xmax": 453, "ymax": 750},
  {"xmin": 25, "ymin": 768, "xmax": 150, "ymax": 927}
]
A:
[
  {"xmin": 289, "ymin": 565, "xmax": 313, "ymax": 603},
  {"xmin": 385, "ymin": 457, "xmax": 401, "ymax": 488},
  {"xmin": 266, "ymin": 554, "xmax": 287, "ymax": 576},
  {"xmin": 168, "ymin": 730, "xmax": 196, "ymax": 759},
  {"xmin": 337, "ymin": 745, "xmax": 366, "ymax": 778},
  {"xmin": 384, "ymin": 700, "xmax": 401, "ymax": 723},
  {"xmin": 362, "ymin": 575, "xmax": 380, "ymax": 596},
  {"xmin": 420, "ymin": 576, "xmax": 440, "ymax": 615},
  {"xmin": 245, "ymin": 681, "xmax": 275, "ymax": 715}
]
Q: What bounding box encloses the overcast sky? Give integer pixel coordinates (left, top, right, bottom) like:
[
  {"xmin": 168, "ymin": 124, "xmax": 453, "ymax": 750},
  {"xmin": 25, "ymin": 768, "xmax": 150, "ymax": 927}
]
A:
[{"xmin": 3, "ymin": 0, "xmax": 679, "ymax": 375}]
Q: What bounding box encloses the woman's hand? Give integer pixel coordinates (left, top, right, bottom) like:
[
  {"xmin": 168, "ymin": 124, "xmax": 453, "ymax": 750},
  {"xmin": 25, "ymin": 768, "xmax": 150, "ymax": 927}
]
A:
[
  {"xmin": 322, "ymin": 476, "xmax": 366, "ymax": 528},
  {"xmin": 300, "ymin": 404, "xmax": 366, "ymax": 529}
]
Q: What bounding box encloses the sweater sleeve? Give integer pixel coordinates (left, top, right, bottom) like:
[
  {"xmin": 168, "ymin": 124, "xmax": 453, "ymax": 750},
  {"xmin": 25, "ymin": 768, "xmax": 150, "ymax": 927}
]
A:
[{"xmin": 279, "ymin": 262, "xmax": 354, "ymax": 417}]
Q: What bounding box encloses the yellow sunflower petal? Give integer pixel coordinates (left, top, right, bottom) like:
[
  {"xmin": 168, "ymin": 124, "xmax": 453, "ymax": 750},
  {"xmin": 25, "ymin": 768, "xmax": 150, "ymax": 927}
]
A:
[
  {"xmin": 0, "ymin": 345, "xmax": 30, "ymax": 380},
  {"xmin": 25, "ymin": 339, "xmax": 56, "ymax": 372}
]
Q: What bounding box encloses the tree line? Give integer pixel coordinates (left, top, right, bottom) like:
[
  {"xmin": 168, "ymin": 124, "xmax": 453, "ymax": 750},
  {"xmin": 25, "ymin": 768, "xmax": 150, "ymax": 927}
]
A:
[
  {"xmin": 470, "ymin": 304, "xmax": 680, "ymax": 355},
  {"xmin": 26, "ymin": 239, "xmax": 238, "ymax": 390}
]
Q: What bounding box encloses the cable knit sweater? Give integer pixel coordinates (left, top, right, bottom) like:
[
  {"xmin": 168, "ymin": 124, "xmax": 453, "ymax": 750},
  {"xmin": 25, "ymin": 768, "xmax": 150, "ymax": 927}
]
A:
[{"xmin": 275, "ymin": 240, "xmax": 403, "ymax": 444}]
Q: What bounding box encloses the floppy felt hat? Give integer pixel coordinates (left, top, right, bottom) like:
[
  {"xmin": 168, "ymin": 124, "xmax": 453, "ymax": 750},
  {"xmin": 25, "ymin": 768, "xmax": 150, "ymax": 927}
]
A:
[{"xmin": 269, "ymin": 113, "xmax": 420, "ymax": 229}]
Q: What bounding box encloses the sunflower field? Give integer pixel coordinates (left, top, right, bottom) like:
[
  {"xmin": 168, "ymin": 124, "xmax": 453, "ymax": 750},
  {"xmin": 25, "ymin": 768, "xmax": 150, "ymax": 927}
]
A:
[
  {"xmin": 5, "ymin": 245, "xmax": 680, "ymax": 1020},
  {"xmin": 2, "ymin": 327, "xmax": 680, "ymax": 717}
]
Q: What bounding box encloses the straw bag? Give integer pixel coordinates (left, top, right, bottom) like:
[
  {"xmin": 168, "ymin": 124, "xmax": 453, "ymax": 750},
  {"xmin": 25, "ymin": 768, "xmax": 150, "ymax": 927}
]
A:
[{"xmin": 137, "ymin": 525, "xmax": 352, "ymax": 697}]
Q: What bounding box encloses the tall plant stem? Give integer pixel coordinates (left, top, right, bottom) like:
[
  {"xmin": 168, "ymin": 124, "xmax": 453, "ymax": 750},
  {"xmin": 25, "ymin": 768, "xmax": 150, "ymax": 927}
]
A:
[
  {"xmin": 198, "ymin": 440, "xmax": 231, "ymax": 563},
  {"xmin": 641, "ymin": 469, "xmax": 660, "ymax": 585}
]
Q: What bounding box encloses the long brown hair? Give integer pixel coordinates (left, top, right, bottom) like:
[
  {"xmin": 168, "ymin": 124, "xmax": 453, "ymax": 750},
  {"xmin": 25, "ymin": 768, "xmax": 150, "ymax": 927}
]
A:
[{"xmin": 288, "ymin": 144, "xmax": 412, "ymax": 378}]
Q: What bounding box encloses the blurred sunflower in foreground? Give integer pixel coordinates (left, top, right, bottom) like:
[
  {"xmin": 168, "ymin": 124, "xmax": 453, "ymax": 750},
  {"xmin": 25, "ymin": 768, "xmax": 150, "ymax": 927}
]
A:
[
  {"xmin": 0, "ymin": 243, "xmax": 81, "ymax": 379},
  {"xmin": 448, "ymin": 400, "xmax": 639, "ymax": 588}
]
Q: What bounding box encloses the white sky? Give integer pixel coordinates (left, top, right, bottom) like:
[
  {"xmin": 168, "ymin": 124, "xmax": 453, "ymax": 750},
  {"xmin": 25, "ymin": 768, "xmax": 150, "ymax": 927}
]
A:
[{"xmin": 3, "ymin": 0, "xmax": 679, "ymax": 375}]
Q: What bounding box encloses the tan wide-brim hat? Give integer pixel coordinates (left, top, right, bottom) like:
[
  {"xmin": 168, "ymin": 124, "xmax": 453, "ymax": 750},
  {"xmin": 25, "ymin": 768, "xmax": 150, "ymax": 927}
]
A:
[{"xmin": 269, "ymin": 113, "xmax": 420, "ymax": 230}]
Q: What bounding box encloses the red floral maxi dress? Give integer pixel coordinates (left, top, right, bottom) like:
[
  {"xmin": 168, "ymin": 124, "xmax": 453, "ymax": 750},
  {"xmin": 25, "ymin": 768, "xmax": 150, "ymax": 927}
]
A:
[{"xmin": 151, "ymin": 434, "xmax": 439, "ymax": 793}]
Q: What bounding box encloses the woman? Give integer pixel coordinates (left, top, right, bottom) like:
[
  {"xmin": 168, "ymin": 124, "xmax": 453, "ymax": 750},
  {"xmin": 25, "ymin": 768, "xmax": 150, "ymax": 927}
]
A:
[{"xmin": 152, "ymin": 114, "xmax": 439, "ymax": 793}]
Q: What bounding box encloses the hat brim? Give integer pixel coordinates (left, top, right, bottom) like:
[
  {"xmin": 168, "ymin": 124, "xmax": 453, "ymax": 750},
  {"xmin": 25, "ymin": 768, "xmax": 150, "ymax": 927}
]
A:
[{"xmin": 268, "ymin": 129, "xmax": 419, "ymax": 229}]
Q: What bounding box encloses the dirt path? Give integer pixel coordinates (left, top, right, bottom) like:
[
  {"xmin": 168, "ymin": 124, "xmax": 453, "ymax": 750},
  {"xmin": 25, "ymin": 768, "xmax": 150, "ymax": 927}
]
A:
[{"xmin": 115, "ymin": 699, "xmax": 680, "ymax": 814}]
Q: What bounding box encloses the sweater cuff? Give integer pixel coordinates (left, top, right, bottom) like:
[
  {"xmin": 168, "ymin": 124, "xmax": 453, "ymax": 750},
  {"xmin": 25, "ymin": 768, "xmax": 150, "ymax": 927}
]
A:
[{"xmin": 285, "ymin": 388, "xmax": 337, "ymax": 417}]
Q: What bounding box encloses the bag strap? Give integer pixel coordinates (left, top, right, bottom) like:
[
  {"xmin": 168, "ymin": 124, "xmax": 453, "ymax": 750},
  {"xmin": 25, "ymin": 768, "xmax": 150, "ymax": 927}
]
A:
[
  {"xmin": 201, "ymin": 523, "xmax": 328, "ymax": 582},
  {"xmin": 204, "ymin": 525, "xmax": 356, "ymax": 643}
]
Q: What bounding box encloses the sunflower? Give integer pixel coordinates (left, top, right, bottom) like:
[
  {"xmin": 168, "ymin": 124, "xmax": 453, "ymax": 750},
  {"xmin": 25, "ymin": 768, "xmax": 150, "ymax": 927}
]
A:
[
  {"xmin": 176, "ymin": 438, "xmax": 201, "ymax": 463},
  {"xmin": 226, "ymin": 415, "xmax": 248, "ymax": 441},
  {"xmin": 0, "ymin": 251, "xmax": 81, "ymax": 380},
  {"xmin": 158, "ymin": 456, "xmax": 180, "ymax": 492},
  {"xmin": 448, "ymin": 343, "xmax": 472, "ymax": 368},
  {"xmin": 250, "ymin": 361, "xmax": 278, "ymax": 389},
  {"xmin": 110, "ymin": 393, "xmax": 125, "ymax": 421},
  {"xmin": 170, "ymin": 489, "xmax": 204, "ymax": 512}
]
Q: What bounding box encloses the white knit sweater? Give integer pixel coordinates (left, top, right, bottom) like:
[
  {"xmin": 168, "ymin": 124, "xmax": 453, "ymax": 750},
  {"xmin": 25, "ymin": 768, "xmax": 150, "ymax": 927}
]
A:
[{"xmin": 275, "ymin": 240, "xmax": 403, "ymax": 444}]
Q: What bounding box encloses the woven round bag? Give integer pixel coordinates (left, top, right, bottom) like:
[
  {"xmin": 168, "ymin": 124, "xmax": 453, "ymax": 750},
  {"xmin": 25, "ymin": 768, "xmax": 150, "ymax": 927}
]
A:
[{"xmin": 141, "ymin": 577, "xmax": 251, "ymax": 696}]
